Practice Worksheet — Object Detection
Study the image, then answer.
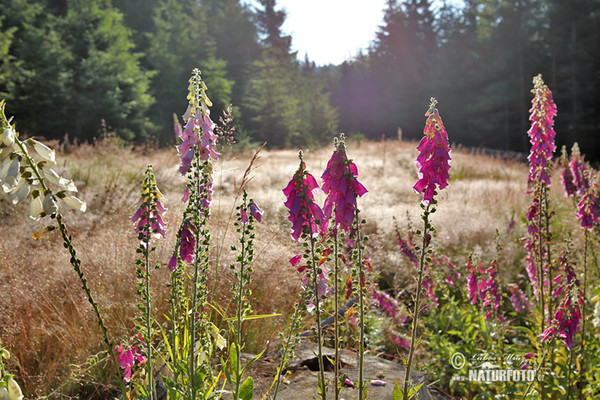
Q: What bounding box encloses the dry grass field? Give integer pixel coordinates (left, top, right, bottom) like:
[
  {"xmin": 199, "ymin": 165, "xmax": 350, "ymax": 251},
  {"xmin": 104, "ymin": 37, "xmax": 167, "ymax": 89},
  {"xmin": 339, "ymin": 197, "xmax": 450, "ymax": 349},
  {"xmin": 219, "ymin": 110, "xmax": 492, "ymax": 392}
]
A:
[{"xmin": 0, "ymin": 138, "xmax": 573, "ymax": 397}]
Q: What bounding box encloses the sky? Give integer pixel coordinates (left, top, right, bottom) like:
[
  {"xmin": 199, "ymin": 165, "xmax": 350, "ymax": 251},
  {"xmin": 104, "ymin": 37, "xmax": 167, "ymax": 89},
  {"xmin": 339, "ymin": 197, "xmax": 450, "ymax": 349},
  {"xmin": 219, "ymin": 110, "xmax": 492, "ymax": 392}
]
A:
[{"xmin": 276, "ymin": 0, "xmax": 388, "ymax": 66}]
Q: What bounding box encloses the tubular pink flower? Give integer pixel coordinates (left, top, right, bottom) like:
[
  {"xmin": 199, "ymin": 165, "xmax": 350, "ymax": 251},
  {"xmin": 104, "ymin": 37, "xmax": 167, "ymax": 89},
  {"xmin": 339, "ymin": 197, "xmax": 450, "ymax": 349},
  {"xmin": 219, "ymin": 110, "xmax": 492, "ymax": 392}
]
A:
[
  {"xmin": 527, "ymin": 75, "xmax": 556, "ymax": 187},
  {"xmin": 321, "ymin": 138, "xmax": 367, "ymax": 232},
  {"xmin": 179, "ymin": 221, "xmax": 196, "ymax": 263},
  {"xmin": 413, "ymin": 99, "xmax": 451, "ymax": 205},
  {"xmin": 240, "ymin": 208, "xmax": 248, "ymax": 224},
  {"xmin": 249, "ymin": 201, "xmax": 263, "ymax": 222},
  {"xmin": 283, "ymin": 157, "xmax": 326, "ymax": 241}
]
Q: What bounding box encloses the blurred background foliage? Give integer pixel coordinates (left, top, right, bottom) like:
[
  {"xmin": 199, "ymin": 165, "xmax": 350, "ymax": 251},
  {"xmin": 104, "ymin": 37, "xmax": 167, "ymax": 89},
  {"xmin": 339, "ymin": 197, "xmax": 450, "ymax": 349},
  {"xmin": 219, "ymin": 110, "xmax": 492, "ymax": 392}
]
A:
[{"xmin": 0, "ymin": 0, "xmax": 598, "ymax": 158}]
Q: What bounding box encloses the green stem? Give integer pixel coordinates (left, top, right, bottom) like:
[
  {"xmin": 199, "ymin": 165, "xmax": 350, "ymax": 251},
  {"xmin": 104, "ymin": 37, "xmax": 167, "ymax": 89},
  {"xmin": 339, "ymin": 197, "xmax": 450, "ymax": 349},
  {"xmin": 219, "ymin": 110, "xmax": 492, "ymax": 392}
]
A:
[
  {"xmin": 538, "ymin": 185, "xmax": 546, "ymax": 400},
  {"xmin": 578, "ymin": 230, "xmax": 588, "ymax": 400},
  {"xmin": 170, "ymin": 269, "xmax": 180, "ymax": 386},
  {"xmin": 311, "ymin": 238, "xmax": 327, "ymax": 400},
  {"xmin": 143, "ymin": 216, "xmax": 155, "ymax": 400},
  {"xmin": 357, "ymin": 225, "xmax": 365, "ymax": 400},
  {"xmin": 233, "ymin": 216, "xmax": 248, "ymax": 400},
  {"xmin": 538, "ymin": 185, "xmax": 546, "ymax": 334},
  {"xmin": 333, "ymin": 233, "xmax": 340, "ymax": 400},
  {"xmin": 544, "ymin": 189, "xmax": 553, "ymax": 323},
  {"xmin": 402, "ymin": 204, "xmax": 430, "ymax": 400},
  {"xmin": 271, "ymin": 300, "xmax": 303, "ymax": 400},
  {"xmin": 56, "ymin": 214, "xmax": 128, "ymax": 396},
  {"xmin": 15, "ymin": 138, "xmax": 128, "ymax": 396},
  {"xmin": 189, "ymin": 152, "xmax": 203, "ymax": 400}
]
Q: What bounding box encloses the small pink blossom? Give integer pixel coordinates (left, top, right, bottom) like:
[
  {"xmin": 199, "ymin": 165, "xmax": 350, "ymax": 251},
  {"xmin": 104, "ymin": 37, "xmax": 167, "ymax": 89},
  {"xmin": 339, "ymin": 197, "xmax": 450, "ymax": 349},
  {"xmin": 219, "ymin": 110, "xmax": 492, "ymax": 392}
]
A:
[
  {"xmin": 289, "ymin": 254, "xmax": 302, "ymax": 267},
  {"xmin": 249, "ymin": 201, "xmax": 263, "ymax": 222}
]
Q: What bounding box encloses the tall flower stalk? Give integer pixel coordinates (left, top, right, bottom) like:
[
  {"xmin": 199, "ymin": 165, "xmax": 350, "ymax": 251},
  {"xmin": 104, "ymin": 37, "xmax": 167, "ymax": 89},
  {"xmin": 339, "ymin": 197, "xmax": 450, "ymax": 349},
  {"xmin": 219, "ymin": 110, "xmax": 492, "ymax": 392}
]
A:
[
  {"xmin": 131, "ymin": 165, "xmax": 167, "ymax": 399},
  {"xmin": 0, "ymin": 100, "xmax": 129, "ymax": 396},
  {"xmin": 228, "ymin": 192, "xmax": 262, "ymax": 400},
  {"xmin": 169, "ymin": 69, "xmax": 220, "ymax": 398},
  {"xmin": 574, "ymin": 172, "xmax": 599, "ymax": 397},
  {"xmin": 402, "ymin": 98, "xmax": 451, "ymax": 400},
  {"xmin": 522, "ymin": 73, "xmax": 557, "ymax": 398},
  {"xmin": 283, "ymin": 152, "xmax": 328, "ymax": 399},
  {"xmin": 321, "ymin": 134, "xmax": 367, "ymax": 399}
]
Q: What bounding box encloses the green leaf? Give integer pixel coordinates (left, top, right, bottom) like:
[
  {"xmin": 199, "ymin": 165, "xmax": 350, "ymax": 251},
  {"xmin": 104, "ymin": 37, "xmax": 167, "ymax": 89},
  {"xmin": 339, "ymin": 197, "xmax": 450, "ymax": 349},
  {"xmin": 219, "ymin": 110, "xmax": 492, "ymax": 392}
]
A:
[
  {"xmin": 393, "ymin": 380, "xmax": 404, "ymax": 400},
  {"xmin": 224, "ymin": 313, "xmax": 281, "ymax": 322},
  {"xmin": 241, "ymin": 348, "xmax": 265, "ymax": 377},
  {"xmin": 408, "ymin": 382, "xmax": 424, "ymax": 399},
  {"xmin": 210, "ymin": 322, "xmax": 227, "ymax": 350},
  {"xmin": 239, "ymin": 376, "xmax": 254, "ymax": 400}
]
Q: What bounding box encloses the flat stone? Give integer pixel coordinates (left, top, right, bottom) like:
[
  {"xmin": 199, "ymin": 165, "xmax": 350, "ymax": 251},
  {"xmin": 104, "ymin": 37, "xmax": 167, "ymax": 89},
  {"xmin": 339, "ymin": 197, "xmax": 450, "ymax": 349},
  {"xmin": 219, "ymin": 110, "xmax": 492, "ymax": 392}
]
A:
[{"xmin": 272, "ymin": 342, "xmax": 432, "ymax": 400}]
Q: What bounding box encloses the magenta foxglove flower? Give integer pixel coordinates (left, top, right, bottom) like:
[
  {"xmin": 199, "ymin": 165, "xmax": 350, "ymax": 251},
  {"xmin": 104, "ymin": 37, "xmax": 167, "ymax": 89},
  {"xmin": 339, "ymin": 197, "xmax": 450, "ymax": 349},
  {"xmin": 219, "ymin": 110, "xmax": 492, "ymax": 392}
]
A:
[
  {"xmin": 481, "ymin": 260, "xmax": 505, "ymax": 322},
  {"xmin": 168, "ymin": 220, "xmax": 196, "ymax": 272},
  {"xmin": 175, "ymin": 73, "xmax": 220, "ymax": 176},
  {"xmin": 508, "ymin": 283, "xmax": 532, "ymax": 313},
  {"xmin": 540, "ymin": 253, "xmax": 582, "ymax": 349},
  {"xmin": 372, "ymin": 288, "xmax": 399, "ymax": 320},
  {"xmin": 465, "ymin": 256, "xmax": 480, "ymax": 305},
  {"xmin": 249, "ymin": 201, "xmax": 263, "ymax": 222},
  {"xmin": 283, "ymin": 156, "xmax": 327, "ymax": 241},
  {"xmin": 132, "ymin": 167, "xmax": 167, "ymax": 245},
  {"xmin": 397, "ymin": 232, "xmax": 418, "ymax": 266},
  {"xmin": 576, "ymin": 175, "xmax": 600, "ymax": 230},
  {"xmin": 114, "ymin": 343, "xmax": 146, "ymax": 382},
  {"xmin": 388, "ymin": 329, "xmax": 411, "ymax": 349},
  {"xmin": 413, "ymin": 99, "xmax": 451, "ymax": 205},
  {"xmin": 321, "ymin": 138, "xmax": 367, "ymax": 232},
  {"xmin": 527, "ymin": 74, "xmax": 557, "ymax": 187}
]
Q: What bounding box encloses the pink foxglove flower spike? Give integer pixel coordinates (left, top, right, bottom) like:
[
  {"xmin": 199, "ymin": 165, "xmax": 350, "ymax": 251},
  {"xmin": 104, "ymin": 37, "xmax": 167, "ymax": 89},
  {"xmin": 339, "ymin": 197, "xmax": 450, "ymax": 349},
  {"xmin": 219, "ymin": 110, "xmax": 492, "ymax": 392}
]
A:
[{"xmin": 413, "ymin": 98, "xmax": 451, "ymax": 205}]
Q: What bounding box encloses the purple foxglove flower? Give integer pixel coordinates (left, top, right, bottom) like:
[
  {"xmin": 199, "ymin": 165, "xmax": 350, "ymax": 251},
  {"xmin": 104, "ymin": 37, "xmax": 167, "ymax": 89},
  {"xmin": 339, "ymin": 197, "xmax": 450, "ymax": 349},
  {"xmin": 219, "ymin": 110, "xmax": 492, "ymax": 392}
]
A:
[
  {"xmin": 240, "ymin": 208, "xmax": 248, "ymax": 224},
  {"xmin": 321, "ymin": 139, "xmax": 367, "ymax": 232},
  {"xmin": 283, "ymin": 157, "xmax": 326, "ymax": 241},
  {"xmin": 527, "ymin": 75, "xmax": 556, "ymax": 187},
  {"xmin": 249, "ymin": 201, "xmax": 263, "ymax": 222},
  {"xmin": 289, "ymin": 254, "xmax": 302, "ymax": 267},
  {"xmin": 413, "ymin": 99, "xmax": 451, "ymax": 205}
]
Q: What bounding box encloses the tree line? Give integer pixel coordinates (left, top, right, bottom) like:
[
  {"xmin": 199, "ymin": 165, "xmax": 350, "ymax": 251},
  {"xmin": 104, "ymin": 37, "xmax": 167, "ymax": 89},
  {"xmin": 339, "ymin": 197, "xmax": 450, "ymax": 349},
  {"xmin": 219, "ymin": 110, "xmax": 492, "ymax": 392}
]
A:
[{"xmin": 0, "ymin": 0, "xmax": 598, "ymax": 159}]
